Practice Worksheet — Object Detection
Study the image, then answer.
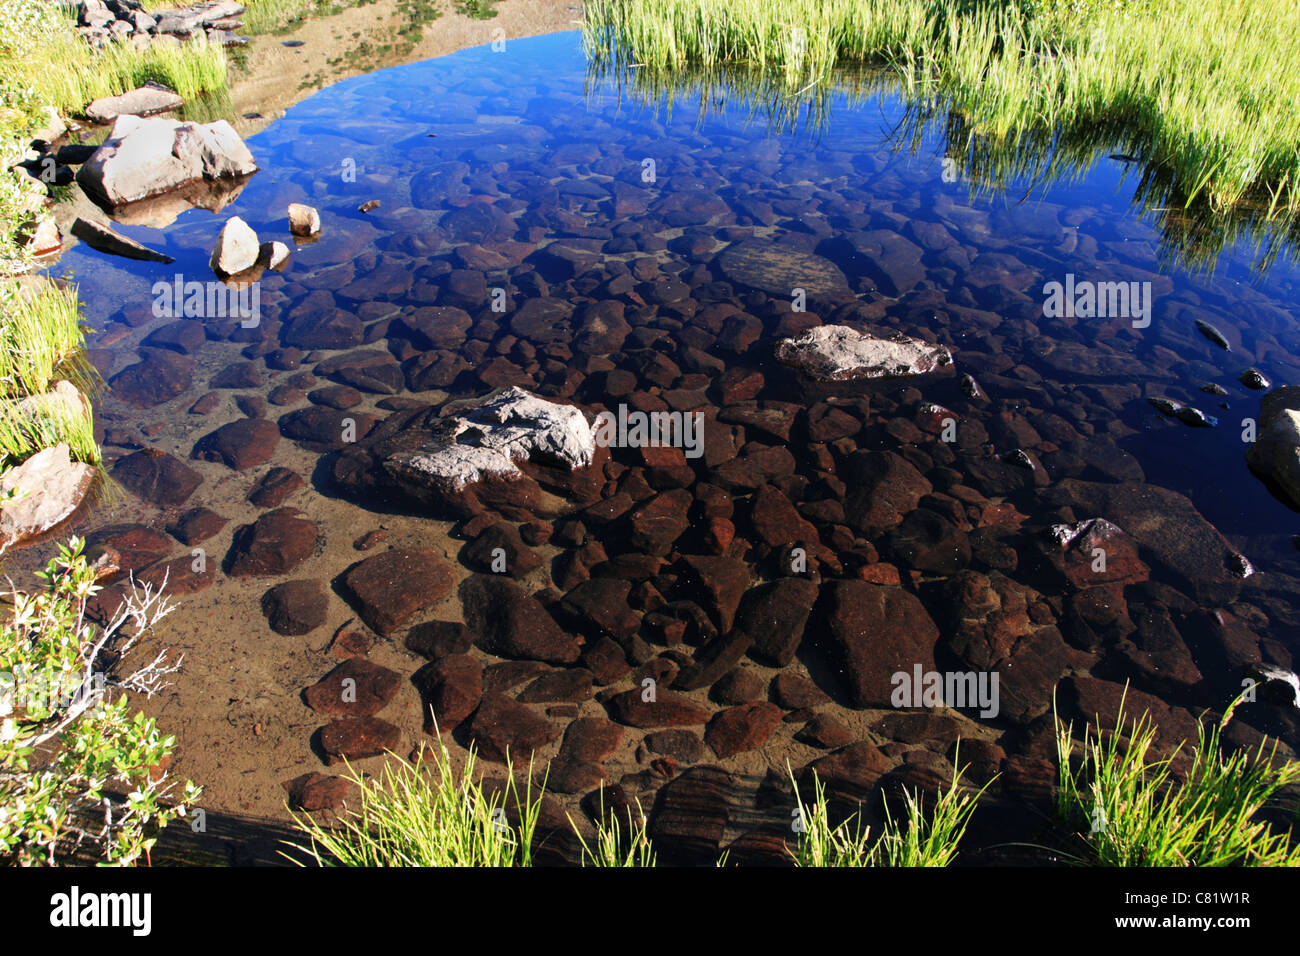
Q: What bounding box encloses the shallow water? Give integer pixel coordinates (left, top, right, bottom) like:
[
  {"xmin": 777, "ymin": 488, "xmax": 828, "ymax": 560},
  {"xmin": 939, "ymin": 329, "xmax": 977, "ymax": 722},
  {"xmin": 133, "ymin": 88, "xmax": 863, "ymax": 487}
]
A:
[{"xmin": 46, "ymin": 31, "xmax": 1300, "ymax": 862}]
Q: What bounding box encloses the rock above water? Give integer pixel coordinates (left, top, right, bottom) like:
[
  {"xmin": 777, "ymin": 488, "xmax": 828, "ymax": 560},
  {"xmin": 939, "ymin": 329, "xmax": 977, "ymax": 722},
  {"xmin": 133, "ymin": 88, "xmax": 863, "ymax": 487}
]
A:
[
  {"xmin": 85, "ymin": 82, "xmax": 184, "ymax": 124},
  {"xmin": 1246, "ymin": 386, "xmax": 1300, "ymax": 511},
  {"xmin": 0, "ymin": 445, "xmax": 95, "ymax": 556},
  {"xmin": 342, "ymin": 548, "xmax": 456, "ymax": 636},
  {"xmin": 385, "ymin": 386, "xmax": 595, "ymax": 498},
  {"xmin": 288, "ymin": 203, "xmax": 320, "ymax": 236},
  {"xmin": 70, "ymin": 217, "xmax": 174, "ymax": 263},
  {"xmin": 210, "ymin": 216, "xmax": 259, "ymax": 276},
  {"xmin": 775, "ymin": 325, "xmax": 953, "ymax": 381},
  {"xmin": 77, "ymin": 114, "xmax": 256, "ymax": 208}
]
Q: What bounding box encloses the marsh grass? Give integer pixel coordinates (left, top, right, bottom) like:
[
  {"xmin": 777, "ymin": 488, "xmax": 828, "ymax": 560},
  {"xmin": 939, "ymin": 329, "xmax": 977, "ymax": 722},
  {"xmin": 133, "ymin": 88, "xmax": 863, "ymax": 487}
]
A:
[
  {"xmin": 569, "ymin": 792, "xmax": 656, "ymax": 867},
  {"xmin": 584, "ymin": 0, "xmax": 1300, "ymax": 273},
  {"xmin": 0, "ymin": 279, "xmax": 99, "ymax": 466},
  {"xmin": 283, "ymin": 741, "xmax": 547, "ymax": 866},
  {"xmin": 790, "ymin": 753, "xmax": 989, "ymax": 866},
  {"xmin": 1054, "ymin": 691, "xmax": 1300, "ymax": 866}
]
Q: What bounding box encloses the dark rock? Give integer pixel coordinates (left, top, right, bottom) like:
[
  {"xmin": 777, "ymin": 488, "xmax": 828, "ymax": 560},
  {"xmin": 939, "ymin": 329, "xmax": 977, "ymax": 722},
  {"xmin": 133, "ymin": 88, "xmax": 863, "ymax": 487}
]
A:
[
  {"xmin": 821, "ymin": 580, "xmax": 940, "ymax": 708},
  {"xmin": 261, "ymin": 579, "xmax": 327, "ymax": 635},
  {"xmin": 226, "ymin": 507, "xmax": 318, "ymax": 577},
  {"xmin": 247, "ymin": 466, "xmax": 304, "ymax": 508},
  {"xmin": 411, "ymin": 654, "xmax": 482, "ymax": 732},
  {"xmin": 737, "ymin": 578, "xmax": 818, "ymax": 666},
  {"xmin": 112, "ymin": 448, "xmax": 202, "ymax": 506},
  {"xmin": 342, "ymin": 548, "xmax": 456, "ymax": 636},
  {"xmin": 466, "ymin": 693, "xmax": 558, "ymax": 765},
  {"xmin": 606, "ymin": 688, "xmax": 710, "ymax": 727},
  {"xmin": 705, "ymin": 702, "xmax": 783, "ymax": 758},
  {"xmin": 319, "ymin": 716, "xmax": 401, "ymax": 765},
  {"xmin": 192, "ymin": 418, "xmax": 280, "ymax": 470},
  {"xmin": 305, "ymin": 657, "xmax": 402, "ymax": 716},
  {"xmin": 460, "ymin": 575, "xmax": 582, "ymax": 664},
  {"xmin": 166, "ymin": 507, "xmax": 227, "ymax": 545}
]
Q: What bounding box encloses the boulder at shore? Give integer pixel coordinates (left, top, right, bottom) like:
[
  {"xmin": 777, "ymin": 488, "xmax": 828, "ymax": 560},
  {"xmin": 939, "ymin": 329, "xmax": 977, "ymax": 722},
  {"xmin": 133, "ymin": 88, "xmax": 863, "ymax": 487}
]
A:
[
  {"xmin": 0, "ymin": 444, "xmax": 96, "ymax": 556},
  {"xmin": 775, "ymin": 324, "xmax": 953, "ymax": 381},
  {"xmin": 77, "ymin": 114, "xmax": 257, "ymax": 208},
  {"xmin": 1247, "ymin": 385, "xmax": 1300, "ymax": 510}
]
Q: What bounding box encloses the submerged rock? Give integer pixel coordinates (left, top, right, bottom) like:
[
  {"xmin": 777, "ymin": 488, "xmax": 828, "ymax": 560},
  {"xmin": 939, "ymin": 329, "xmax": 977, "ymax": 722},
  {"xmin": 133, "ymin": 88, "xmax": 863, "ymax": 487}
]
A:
[{"xmin": 775, "ymin": 325, "xmax": 953, "ymax": 381}]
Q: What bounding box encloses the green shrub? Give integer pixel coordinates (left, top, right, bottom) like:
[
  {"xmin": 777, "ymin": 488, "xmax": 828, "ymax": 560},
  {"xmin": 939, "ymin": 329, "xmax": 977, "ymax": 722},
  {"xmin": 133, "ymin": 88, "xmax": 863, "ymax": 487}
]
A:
[{"xmin": 0, "ymin": 538, "xmax": 200, "ymax": 865}]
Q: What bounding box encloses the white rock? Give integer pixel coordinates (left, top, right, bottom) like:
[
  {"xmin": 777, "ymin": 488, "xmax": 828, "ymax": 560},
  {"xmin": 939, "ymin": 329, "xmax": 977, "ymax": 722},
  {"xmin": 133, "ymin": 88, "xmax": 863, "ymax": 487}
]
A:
[
  {"xmin": 210, "ymin": 216, "xmax": 260, "ymax": 276},
  {"xmin": 386, "ymin": 386, "xmax": 595, "ymax": 492},
  {"xmin": 77, "ymin": 114, "xmax": 257, "ymax": 208},
  {"xmin": 0, "ymin": 444, "xmax": 96, "ymax": 557},
  {"xmin": 259, "ymin": 240, "xmax": 290, "ymax": 270},
  {"xmin": 774, "ymin": 324, "xmax": 953, "ymax": 381},
  {"xmin": 86, "ymin": 81, "xmax": 185, "ymax": 124},
  {"xmin": 1247, "ymin": 386, "xmax": 1300, "ymax": 510},
  {"xmin": 287, "ymin": 202, "xmax": 321, "ymax": 237}
]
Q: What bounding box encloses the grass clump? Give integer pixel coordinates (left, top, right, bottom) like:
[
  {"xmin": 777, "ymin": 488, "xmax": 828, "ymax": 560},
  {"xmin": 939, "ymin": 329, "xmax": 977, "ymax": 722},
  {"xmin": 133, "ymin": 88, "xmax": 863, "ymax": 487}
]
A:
[
  {"xmin": 1054, "ymin": 690, "xmax": 1300, "ymax": 866},
  {"xmin": 0, "ymin": 279, "xmax": 99, "ymax": 468},
  {"xmin": 569, "ymin": 792, "xmax": 656, "ymax": 867},
  {"xmin": 285, "ymin": 740, "xmax": 546, "ymax": 866},
  {"xmin": 790, "ymin": 753, "xmax": 988, "ymax": 866}
]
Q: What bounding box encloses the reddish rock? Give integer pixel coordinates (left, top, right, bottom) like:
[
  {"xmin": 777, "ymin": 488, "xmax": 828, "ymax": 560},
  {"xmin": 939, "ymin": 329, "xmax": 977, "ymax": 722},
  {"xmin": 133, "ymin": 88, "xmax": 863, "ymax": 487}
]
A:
[
  {"xmin": 460, "ymin": 522, "xmax": 543, "ymax": 578},
  {"xmin": 460, "ymin": 575, "xmax": 582, "ymax": 664},
  {"xmin": 627, "ymin": 489, "xmax": 692, "ymax": 555},
  {"xmin": 518, "ymin": 668, "xmax": 594, "ymax": 703},
  {"xmin": 305, "ymin": 658, "xmax": 403, "ymax": 717},
  {"xmin": 703, "ymin": 517, "xmax": 735, "ymax": 554},
  {"xmin": 466, "ymin": 693, "xmax": 559, "ymax": 764},
  {"xmin": 648, "ymin": 766, "xmax": 734, "ymax": 865},
  {"xmin": 405, "ymin": 620, "xmax": 474, "ymax": 659},
  {"xmin": 843, "ymin": 450, "xmax": 932, "ymax": 533},
  {"xmin": 331, "ymin": 630, "xmax": 373, "ymax": 659},
  {"xmin": 260, "ymin": 579, "xmax": 328, "ymax": 635},
  {"xmin": 736, "ymin": 578, "xmax": 818, "ymax": 667},
  {"xmin": 644, "ymin": 729, "xmax": 705, "ymax": 762},
  {"xmin": 706, "ymin": 702, "xmax": 783, "ymax": 758},
  {"xmin": 319, "ymin": 716, "xmax": 402, "ymax": 764},
  {"xmin": 802, "ymin": 741, "xmax": 892, "ymax": 802},
  {"xmin": 822, "ymin": 580, "xmax": 940, "ymax": 708},
  {"xmin": 606, "ymin": 688, "xmax": 710, "ymax": 728},
  {"xmin": 226, "ymin": 507, "xmax": 318, "ymax": 577},
  {"xmin": 110, "ymin": 350, "xmax": 195, "ymax": 408},
  {"xmin": 167, "ymin": 507, "xmax": 227, "ymax": 545},
  {"xmin": 112, "ymin": 448, "xmax": 203, "ymax": 507},
  {"xmin": 680, "ymin": 555, "xmax": 749, "ymax": 633},
  {"xmin": 84, "ymin": 524, "xmax": 172, "ymax": 577},
  {"xmin": 770, "ymin": 673, "xmax": 831, "ymax": 709},
  {"xmin": 712, "ymin": 668, "xmax": 765, "ymax": 704},
  {"xmin": 248, "ymin": 467, "xmax": 304, "ymax": 508},
  {"xmin": 560, "ymin": 577, "xmax": 640, "ymax": 640},
  {"xmin": 795, "ymin": 714, "xmax": 856, "ymax": 749},
  {"xmin": 411, "ymin": 653, "xmax": 483, "ymax": 732},
  {"xmin": 556, "ymin": 716, "xmax": 624, "ymax": 763},
  {"xmin": 342, "ymin": 548, "xmax": 456, "ymax": 636},
  {"xmin": 192, "ymin": 418, "xmax": 281, "ymax": 471},
  {"xmin": 283, "ymin": 772, "xmax": 350, "ymax": 811}
]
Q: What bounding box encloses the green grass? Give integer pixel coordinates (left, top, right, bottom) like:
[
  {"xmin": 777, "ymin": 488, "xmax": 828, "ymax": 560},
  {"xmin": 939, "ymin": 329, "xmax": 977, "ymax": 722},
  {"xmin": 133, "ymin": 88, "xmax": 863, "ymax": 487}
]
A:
[
  {"xmin": 583, "ymin": 0, "xmax": 1300, "ymax": 272},
  {"xmin": 455, "ymin": 0, "xmax": 499, "ymax": 20},
  {"xmin": 0, "ymin": 279, "xmax": 99, "ymax": 467},
  {"xmin": 569, "ymin": 792, "xmax": 656, "ymax": 866},
  {"xmin": 1054, "ymin": 690, "xmax": 1300, "ymax": 866},
  {"xmin": 284, "ymin": 740, "xmax": 547, "ymax": 866},
  {"xmin": 790, "ymin": 752, "xmax": 988, "ymax": 866}
]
